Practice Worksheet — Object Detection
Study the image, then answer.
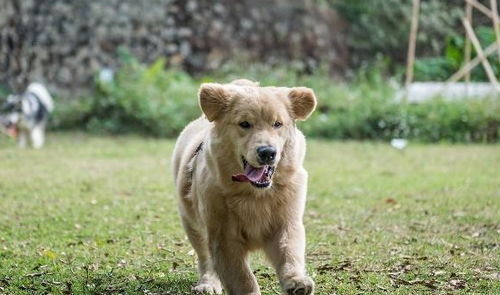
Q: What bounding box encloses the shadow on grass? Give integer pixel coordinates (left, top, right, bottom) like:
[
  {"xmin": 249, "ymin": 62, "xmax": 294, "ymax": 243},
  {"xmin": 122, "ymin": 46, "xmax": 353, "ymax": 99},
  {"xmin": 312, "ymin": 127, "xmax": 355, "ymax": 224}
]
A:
[
  {"xmin": 2, "ymin": 267, "xmax": 198, "ymax": 295},
  {"xmin": 44, "ymin": 269, "xmax": 198, "ymax": 295},
  {"xmin": 133, "ymin": 275, "xmax": 196, "ymax": 295}
]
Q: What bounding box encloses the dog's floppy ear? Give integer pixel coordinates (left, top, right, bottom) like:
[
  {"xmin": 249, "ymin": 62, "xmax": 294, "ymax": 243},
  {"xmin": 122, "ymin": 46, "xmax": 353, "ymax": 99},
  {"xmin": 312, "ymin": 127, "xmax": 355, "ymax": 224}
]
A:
[
  {"xmin": 199, "ymin": 83, "xmax": 230, "ymax": 122},
  {"xmin": 288, "ymin": 87, "xmax": 317, "ymax": 120}
]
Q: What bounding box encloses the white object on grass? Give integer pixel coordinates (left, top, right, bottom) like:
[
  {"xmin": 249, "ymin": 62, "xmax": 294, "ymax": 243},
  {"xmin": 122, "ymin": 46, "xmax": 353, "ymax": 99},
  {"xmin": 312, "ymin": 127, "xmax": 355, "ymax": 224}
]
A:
[{"xmin": 391, "ymin": 138, "xmax": 408, "ymax": 150}]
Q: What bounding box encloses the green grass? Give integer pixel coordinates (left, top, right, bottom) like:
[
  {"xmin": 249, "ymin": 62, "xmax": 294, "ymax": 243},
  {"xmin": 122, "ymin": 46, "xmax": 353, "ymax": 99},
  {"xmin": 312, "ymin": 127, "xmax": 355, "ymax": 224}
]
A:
[{"xmin": 0, "ymin": 133, "xmax": 499, "ymax": 294}]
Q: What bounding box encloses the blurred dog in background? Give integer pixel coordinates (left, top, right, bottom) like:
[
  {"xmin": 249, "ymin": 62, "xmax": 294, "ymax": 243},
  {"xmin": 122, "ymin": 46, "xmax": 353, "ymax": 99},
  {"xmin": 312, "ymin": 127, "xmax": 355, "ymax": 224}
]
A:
[{"xmin": 0, "ymin": 83, "xmax": 54, "ymax": 148}]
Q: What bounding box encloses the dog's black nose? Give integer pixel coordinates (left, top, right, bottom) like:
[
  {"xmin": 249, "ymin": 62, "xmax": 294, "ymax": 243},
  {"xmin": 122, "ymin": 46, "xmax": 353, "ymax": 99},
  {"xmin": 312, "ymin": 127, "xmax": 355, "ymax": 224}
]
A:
[{"xmin": 257, "ymin": 146, "xmax": 277, "ymax": 164}]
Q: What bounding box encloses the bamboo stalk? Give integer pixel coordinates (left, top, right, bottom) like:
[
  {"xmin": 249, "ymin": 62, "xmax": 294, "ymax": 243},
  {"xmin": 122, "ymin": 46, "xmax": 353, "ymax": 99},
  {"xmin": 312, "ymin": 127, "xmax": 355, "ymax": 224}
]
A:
[
  {"xmin": 465, "ymin": 2, "xmax": 473, "ymax": 86},
  {"xmin": 491, "ymin": 0, "xmax": 500, "ymax": 64},
  {"xmin": 405, "ymin": 0, "xmax": 421, "ymax": 94},
  {"xmin": 448, "ymin": 42, "xmax": 498, "ymax": 83},
  {"xmin": 462, "ymin": 18, "xmax": 500, "ymax": 88}
]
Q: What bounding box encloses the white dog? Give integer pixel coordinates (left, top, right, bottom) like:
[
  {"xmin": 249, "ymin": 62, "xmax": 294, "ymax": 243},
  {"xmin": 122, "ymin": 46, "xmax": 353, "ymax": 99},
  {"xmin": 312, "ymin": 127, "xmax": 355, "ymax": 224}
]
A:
[{"xmin": 0, "ymin": 83, "xmax": 54, "ymax": 148}]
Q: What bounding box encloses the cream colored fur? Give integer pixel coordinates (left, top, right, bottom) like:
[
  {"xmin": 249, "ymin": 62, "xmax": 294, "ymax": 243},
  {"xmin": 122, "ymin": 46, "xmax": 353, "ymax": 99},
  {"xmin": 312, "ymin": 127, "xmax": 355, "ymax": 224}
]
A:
[{"xmin": 172, "ymin": 79, "xmax": 316, "ymax": 295}]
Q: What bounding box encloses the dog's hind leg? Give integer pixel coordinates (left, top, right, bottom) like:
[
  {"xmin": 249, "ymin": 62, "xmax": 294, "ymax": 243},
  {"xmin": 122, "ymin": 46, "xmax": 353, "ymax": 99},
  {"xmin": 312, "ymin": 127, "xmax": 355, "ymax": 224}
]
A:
[
  {"xmin": 181, "ymin": 216, "xmax": 222, "ymax": 294},
  {"xmin": 30, "ymin": 125, "xmax": 44, "ymax": 149}
]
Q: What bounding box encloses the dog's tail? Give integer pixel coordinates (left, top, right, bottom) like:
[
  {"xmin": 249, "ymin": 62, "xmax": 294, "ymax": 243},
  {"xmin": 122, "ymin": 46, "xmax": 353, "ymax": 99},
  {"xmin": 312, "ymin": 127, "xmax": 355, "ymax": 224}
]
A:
[{"xmin": 27, "ymin": 83, "xmax": 54, "ymax": 113}]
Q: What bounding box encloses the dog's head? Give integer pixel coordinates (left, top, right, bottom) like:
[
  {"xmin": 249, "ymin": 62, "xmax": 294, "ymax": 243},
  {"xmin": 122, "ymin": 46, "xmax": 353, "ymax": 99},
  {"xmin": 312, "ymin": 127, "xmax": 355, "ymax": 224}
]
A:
[
  {"xmin": 0, "ymin": 95, "xmax": 23, "ymax": 128},
  {"xmin": 199, "ymin": 79, "xmax": 316, "ymax": 189}
]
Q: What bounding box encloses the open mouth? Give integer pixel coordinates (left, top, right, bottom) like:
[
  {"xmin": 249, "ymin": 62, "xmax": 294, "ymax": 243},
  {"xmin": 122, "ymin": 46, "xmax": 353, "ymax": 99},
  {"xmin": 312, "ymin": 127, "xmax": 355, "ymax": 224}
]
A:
[
  {"xmin": 0, "ymin": 121, "xmax": 17, "ymax": 138},
  {"xmin": 7, "ymin": 126, "xmax": 17, "ymax": 138},
  {"xmin": 232, "ymin": 157, "xmax": 275, "ymax": 188}
]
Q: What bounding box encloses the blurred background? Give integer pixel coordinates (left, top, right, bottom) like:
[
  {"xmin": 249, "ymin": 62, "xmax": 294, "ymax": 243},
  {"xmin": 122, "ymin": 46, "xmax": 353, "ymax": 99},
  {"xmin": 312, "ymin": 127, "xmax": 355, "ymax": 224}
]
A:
[{"xmin": 0, "ymin": 0, "xmax": 499, "ymax": 142}]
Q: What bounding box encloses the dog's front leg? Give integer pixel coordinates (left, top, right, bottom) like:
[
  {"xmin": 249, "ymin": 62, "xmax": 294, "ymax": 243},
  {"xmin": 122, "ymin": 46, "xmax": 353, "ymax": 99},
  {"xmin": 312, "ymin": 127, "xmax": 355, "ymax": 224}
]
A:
[
  {"xmin": 30, "ymin": 126, "xmax": 44, "ymax": 149},
  {"xmin": 265, "ymin": 223, "xmax": 314, "ymax": 295},
  {"xmin": 209, "ymin": 232, "xmax": 260, "ymax": 295}
]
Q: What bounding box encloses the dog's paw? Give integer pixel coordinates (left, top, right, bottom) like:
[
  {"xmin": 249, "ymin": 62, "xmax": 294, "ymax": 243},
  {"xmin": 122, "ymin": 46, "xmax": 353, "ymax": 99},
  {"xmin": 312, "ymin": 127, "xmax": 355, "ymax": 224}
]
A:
[
  {"xmin": 192, "ymin": 282, "xmax": 223, "ymax": 294},
  {"xmin": 284, "ymin": 276, "xmax": 314, "ymax": 295}
]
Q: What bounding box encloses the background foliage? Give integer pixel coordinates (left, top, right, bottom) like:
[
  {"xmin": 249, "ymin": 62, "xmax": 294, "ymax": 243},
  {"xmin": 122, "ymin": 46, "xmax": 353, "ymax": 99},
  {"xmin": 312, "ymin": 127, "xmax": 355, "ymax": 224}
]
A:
[
  {"xmin": 51, "ymin": 54, "xmax": 500, "ymax": 142},
  {"xmin": 53, "ymin": 51, "xmax": 200, "ymax": 137},
  {"xmin": 4, "ymin": 0, "xmax": 500, "ymax": 142},
  {"xmin": 333, "ymin": 0, "xmax": 500, "ymax": 82},
  {"xmin": 334, "ymin": 0, "xmax": 464, "ymax": 69},
  {"xmin": 414, "ymin": 26, "xmax": 500, "ymax": 81}
]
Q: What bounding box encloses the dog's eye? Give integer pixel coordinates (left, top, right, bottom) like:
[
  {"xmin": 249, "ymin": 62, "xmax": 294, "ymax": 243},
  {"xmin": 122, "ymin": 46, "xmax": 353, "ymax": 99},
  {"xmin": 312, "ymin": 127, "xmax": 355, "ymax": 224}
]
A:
[
  {"xmin": 239, "ymin": 121, "xmax": 252, "ymax": 129},
  {"xmin": 273, "ymin": 121, "xmax": 283, "ymax": 129}
]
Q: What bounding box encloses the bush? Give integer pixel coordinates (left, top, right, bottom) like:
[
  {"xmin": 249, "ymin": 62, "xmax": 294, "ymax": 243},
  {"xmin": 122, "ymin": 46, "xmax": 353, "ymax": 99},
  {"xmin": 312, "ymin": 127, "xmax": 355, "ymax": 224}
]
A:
[
  {"xmin": 406, "ymin": 98, "xmax": 500, "ymax": 142},
  {"xmin": 303, "ymin": 69, "xmax": 499, "ymax": 142},
  {"xmin": 53, "ymin": 51, "xmax": 201, "ymax": 137},
  {"xmin": 52, "ymin": 58, "xmax": 499, "ymax": 143}
]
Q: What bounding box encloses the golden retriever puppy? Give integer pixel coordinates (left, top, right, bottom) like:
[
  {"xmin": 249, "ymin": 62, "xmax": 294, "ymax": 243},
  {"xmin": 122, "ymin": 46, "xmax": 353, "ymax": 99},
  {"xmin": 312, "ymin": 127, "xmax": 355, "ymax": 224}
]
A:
[{"xmin": 172, "ymin": 79, "xmax": 316, "ymax": 295}]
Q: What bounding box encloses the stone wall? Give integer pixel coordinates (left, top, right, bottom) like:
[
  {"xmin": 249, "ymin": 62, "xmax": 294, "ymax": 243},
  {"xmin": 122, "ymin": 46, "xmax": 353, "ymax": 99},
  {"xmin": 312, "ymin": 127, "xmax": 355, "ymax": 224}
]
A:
[{"xmin": 0, "ymin": 0, "xmax": 347, "ymax": 96}]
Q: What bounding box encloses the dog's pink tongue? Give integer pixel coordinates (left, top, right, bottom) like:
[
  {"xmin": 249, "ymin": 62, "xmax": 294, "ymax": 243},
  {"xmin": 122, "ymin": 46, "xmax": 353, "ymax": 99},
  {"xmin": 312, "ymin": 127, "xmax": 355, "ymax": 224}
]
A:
[{"xmin": 232, "ymin": 165, "xmax": 267, "ymax": 182}]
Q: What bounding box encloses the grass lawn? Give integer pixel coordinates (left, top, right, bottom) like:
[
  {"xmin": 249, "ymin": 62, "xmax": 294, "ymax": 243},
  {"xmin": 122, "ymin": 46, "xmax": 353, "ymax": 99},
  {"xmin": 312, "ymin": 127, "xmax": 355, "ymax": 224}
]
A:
[{"xmin": 0, "ymin": 133, "xmax": 499, "ymax": 294}]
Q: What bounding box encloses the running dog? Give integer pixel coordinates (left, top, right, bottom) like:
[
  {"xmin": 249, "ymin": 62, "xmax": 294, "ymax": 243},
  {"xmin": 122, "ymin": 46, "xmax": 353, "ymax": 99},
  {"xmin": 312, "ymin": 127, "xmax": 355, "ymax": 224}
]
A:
[
  {"xmin": 172, "ymin": 79, "xmax": 317, "ymax": 294},
  {"xmin": 0, "ymin": 83, "xmax": 54, "ymax": 148}
]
